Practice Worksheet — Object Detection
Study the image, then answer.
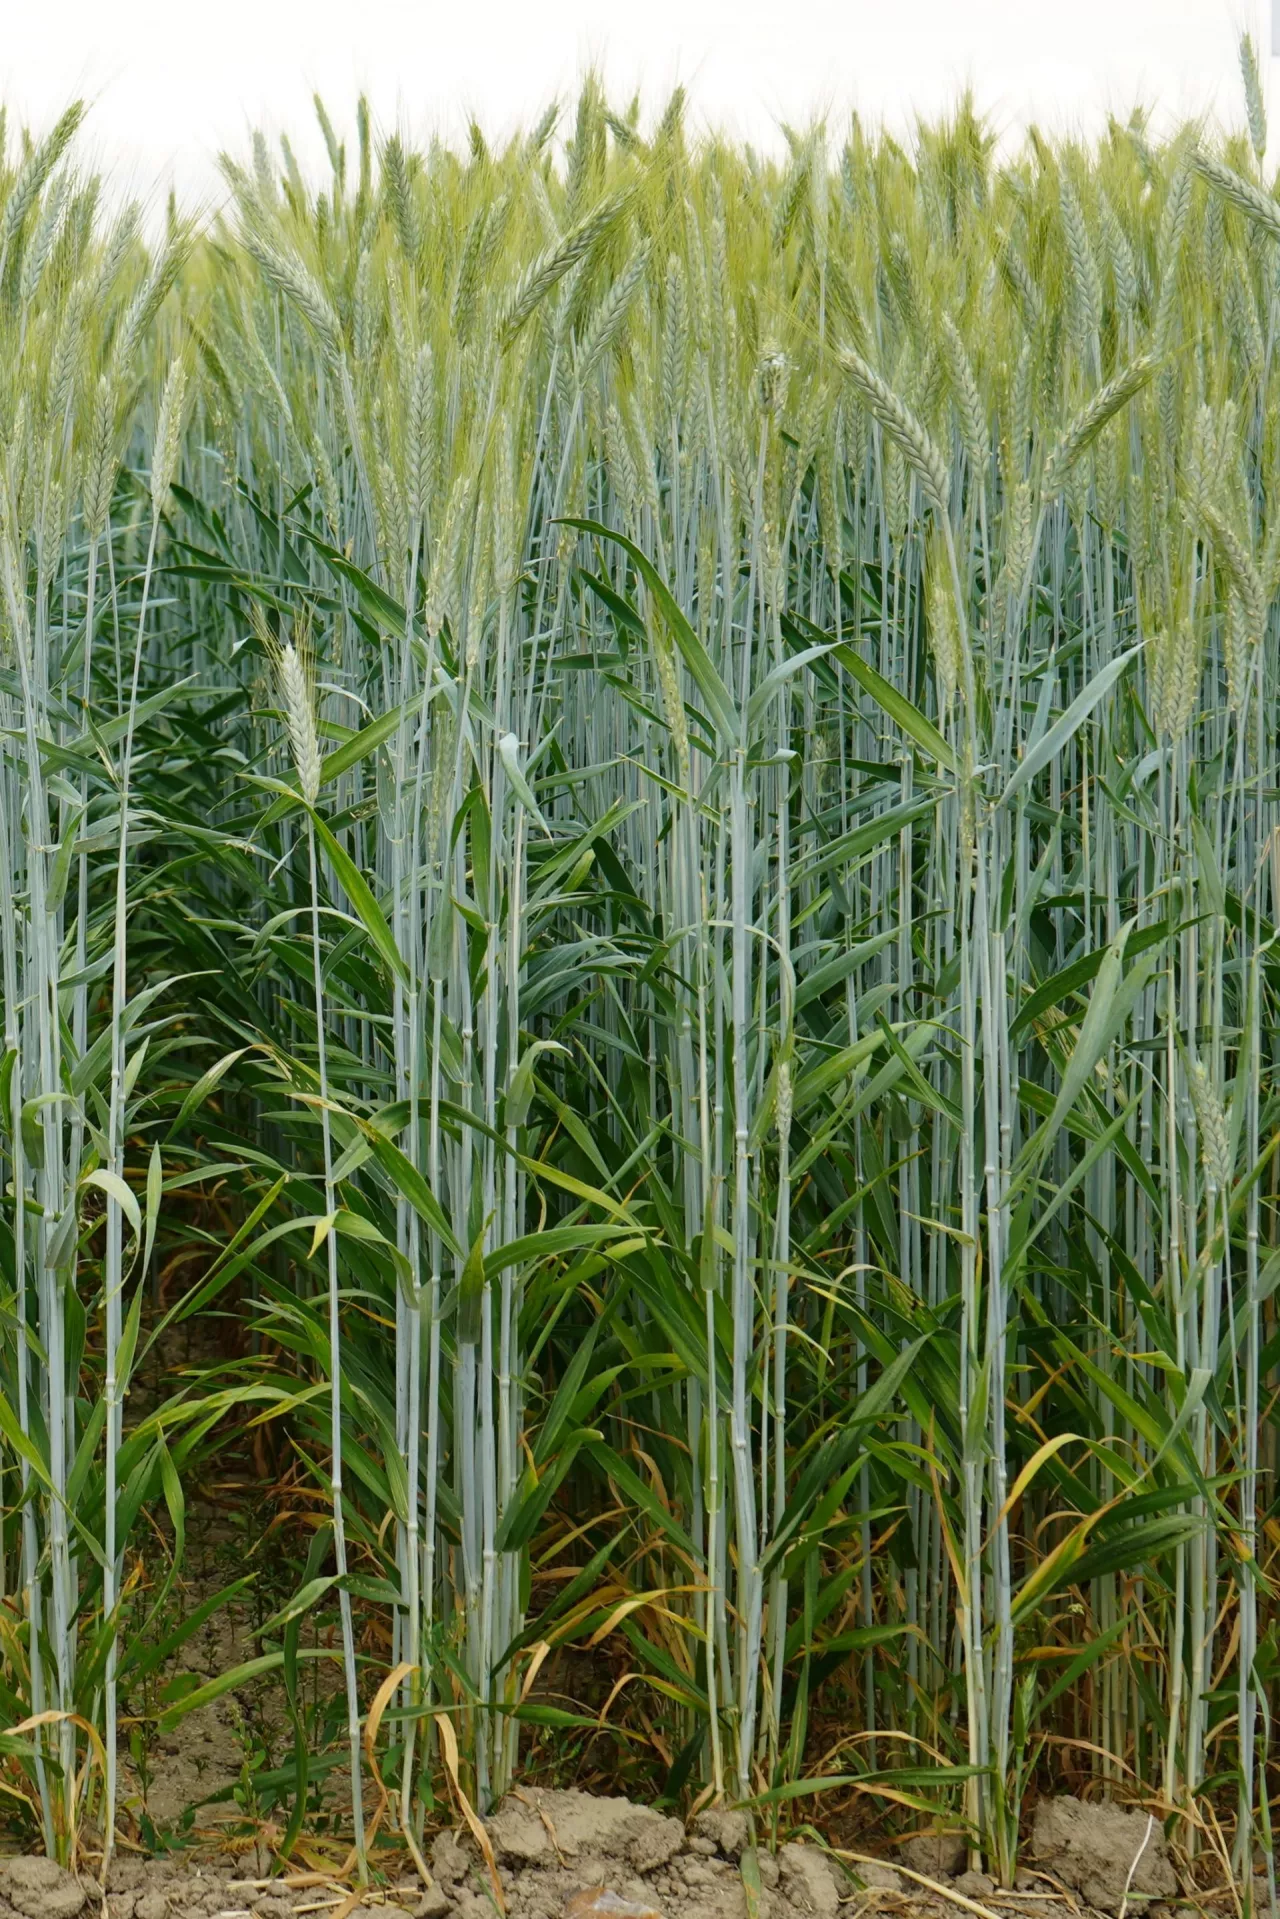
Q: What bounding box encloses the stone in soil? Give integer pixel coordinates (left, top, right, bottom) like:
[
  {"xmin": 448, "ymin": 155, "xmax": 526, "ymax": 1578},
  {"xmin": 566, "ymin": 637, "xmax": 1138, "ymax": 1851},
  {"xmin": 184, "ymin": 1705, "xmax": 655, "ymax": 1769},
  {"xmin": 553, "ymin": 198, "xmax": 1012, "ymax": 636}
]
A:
[
  {"xmin": 563, "ymin": 1894, "xmax": 663, "ymax": 1919},
  {"xmin": 1030, "ymin": 1798, "xmax": 1178, "ymax": 1914}
]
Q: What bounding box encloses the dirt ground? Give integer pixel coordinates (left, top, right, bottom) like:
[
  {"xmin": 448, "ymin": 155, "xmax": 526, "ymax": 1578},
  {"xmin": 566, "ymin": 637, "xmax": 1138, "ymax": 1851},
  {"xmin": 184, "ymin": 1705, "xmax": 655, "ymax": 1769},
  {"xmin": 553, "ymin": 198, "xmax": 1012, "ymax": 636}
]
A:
[{"xmin": 0, "ymin": 1788, "xmax": 1270, "ymax": 1919}]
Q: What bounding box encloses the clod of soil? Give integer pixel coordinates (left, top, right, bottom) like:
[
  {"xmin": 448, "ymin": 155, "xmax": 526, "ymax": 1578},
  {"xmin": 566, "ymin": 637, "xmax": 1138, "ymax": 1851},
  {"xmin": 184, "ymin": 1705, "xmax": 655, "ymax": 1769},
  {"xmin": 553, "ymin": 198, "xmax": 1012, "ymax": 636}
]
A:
[
  {"xmin": 434, "ymin": 1788, "xmax": 846, "ymax": 1919},
  {"xmin": 854, "ymin": 1863, "xmax": 903, "ymax": 1892},
  {"xmin": 1030, "ymin": 1798, "xmax": 1178, "ymax": 1913},
  {"xmin": 0, "ymin": 1788, "xmax": 1211, "ymax": 1919},
  {"xmin": 689, "ymin": 1813, "xmax": 749, "ymax": 1863},
  {"xmin": 0, "ymin": 1858, "xmax": 88, "ymax": 1919},
  {"xmin": 898, "ymin": 1834, "xmax": 967, "ymax": 1879},
  {"xmin": 778, "ymin": 1843, "xmax": 841, "ymax": 1916},
  {"xmin": 953, "ymin": 1870, "xmax": 996, "ymax": 1897}
]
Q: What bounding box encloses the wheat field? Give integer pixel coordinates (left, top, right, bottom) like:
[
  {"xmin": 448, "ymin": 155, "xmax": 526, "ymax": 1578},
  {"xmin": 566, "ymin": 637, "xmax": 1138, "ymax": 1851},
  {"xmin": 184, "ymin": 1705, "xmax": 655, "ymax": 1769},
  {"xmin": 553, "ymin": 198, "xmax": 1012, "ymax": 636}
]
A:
[{"xmin": 0, "ymin": 43, "xmax": 1278, "ymax": 1902}]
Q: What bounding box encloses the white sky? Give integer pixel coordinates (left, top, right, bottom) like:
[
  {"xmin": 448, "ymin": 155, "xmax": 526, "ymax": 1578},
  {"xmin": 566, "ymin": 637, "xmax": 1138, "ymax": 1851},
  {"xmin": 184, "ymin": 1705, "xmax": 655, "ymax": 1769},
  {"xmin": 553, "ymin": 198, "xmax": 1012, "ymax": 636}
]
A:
[{"xmin": 2, "ymin": 0, "xmax": 1275, "ymax": 211}]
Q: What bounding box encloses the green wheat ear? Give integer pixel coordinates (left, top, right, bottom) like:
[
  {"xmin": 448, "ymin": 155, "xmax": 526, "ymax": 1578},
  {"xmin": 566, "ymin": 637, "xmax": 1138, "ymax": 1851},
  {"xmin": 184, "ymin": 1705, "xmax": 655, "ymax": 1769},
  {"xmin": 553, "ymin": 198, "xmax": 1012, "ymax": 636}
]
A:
[
  {"xmin": 253, "ymin": 605, "xmax": 323, "ymax": 804},
  {"xmin": 0, "ymin": 47, "xmax": 1277, "ymax": 1901}
]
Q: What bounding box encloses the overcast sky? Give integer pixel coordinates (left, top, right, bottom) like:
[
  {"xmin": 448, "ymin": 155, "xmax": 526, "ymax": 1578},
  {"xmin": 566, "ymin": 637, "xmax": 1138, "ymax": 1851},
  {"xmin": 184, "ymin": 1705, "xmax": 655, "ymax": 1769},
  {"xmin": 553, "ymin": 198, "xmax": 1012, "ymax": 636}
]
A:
[{"xmin": 2, "ymin": 0, "xmax": 1273, "ymax": 210}]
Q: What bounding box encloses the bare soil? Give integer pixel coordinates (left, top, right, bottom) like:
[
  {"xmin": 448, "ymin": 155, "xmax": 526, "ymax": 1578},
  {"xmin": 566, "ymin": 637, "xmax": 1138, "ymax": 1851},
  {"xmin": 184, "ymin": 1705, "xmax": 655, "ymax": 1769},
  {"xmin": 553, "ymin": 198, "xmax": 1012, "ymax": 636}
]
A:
[{"xmin": 0, "ymin": 1788, "xmax": 1268, "ymax": 1919}]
